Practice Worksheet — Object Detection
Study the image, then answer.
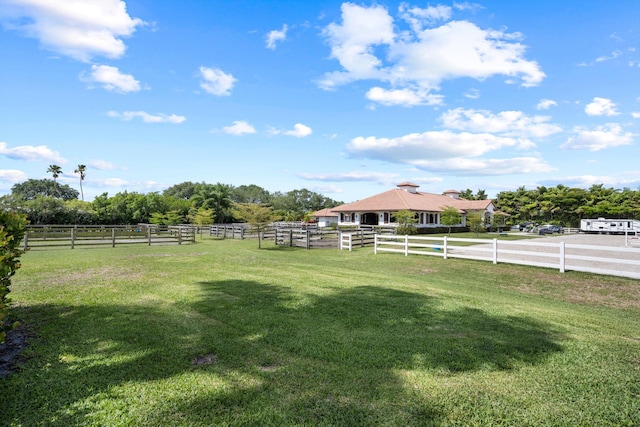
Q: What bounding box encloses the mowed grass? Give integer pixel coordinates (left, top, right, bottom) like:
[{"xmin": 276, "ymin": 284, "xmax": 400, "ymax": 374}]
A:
[{"xmin": 2, "ymin": 238, "xmax": 639, "ymax": 426}]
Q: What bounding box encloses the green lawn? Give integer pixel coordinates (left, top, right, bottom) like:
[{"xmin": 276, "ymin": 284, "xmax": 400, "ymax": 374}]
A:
[{"xmin": 3, "ymin": 238, "xmax": 639, "ymax": 426}]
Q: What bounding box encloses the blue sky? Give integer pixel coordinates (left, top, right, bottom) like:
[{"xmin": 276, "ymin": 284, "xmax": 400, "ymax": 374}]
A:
[{"xmin": 1, "ymin": 0, "xmax": 639, "ymax": 203}]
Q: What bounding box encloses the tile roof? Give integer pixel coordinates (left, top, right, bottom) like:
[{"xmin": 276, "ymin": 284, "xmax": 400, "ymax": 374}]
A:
[
  {"xmin": 330, "ymin": 188, "xmax": 492, "ymax": 213},
  {"xmin": 311, "ymin": 208, "xmax": 338, "ymax": 217}
]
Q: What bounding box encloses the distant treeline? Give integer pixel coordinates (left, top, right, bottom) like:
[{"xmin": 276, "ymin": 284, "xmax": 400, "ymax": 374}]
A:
[
  {"xmin": 2, "ymin": 180, "xmax": 638, "ymax": 227},
  {"xmin": 494, "ymin": 184, "xmax": 640, "ymax": 227},
  {"xmin": 1, "ymin": 180, "xmax": 343, "ymax": 225}
]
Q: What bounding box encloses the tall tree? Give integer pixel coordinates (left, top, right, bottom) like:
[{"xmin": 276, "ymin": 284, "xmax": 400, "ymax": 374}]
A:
[
  {"xmin": 74, "ymin": 164, "xmax": 87, "ymax": 201},
  {"xmin": 11, "ymin": 179, "xmax": 79, "ymax": 201},
  {"xmin": 47, "ymin": 164, "xmax": 62, "ymax": 181},
  {"xmin": 47, "ymin": 164, "xmax": 63, "ymax": 198}
]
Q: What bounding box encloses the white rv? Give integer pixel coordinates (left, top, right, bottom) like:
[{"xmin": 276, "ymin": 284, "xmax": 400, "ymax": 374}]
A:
[{"xmin": 580, "ymin": 218, "xmax": 640, "ymax": 234}]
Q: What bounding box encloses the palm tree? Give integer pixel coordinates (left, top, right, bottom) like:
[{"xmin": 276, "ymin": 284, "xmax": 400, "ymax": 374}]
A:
[
  {"xmin": 47, "ymin": 164, "xmax": 63, "ymax": 198},
  {"xmin": 47, "ymin": 164, "xmax": 62, "ymax": 182},
  {"xmin": 74, "ymin": 164, "xmax": 87, "ymax": 201}
]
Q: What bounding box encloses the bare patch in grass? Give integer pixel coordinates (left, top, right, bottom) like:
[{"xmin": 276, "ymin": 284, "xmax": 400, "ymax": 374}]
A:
[
  {"xmin": 192, "ymin": 354, "xmax": 217, "ymax": 366},
  {"xmin": 43, "ymin": 266, "xmax": 144, "ymax": 287}
]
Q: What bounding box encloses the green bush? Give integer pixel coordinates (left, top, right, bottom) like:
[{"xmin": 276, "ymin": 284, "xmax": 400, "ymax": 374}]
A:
[{"xmin": 0, "ymin": 210, "xmax": 27, "ymax": 344}]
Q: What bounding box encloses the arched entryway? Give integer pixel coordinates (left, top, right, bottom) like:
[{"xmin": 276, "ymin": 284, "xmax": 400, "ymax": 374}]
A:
[{"xmin": 361, "ymin": 212, "xmax": 379, "ymax": 226}]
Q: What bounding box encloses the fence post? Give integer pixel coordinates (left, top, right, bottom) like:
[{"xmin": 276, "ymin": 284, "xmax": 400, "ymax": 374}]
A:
[
  {"xmin": 306, "ymin": 229, "xmax": 311, "ymax": 250},
  {"xmin": 348, "ymin": 233, "xmax": 353, "ymax": 251},
  {"xmin": 559, "ymin": 242, "xmax": 565, "ymax": 273},
  {"xmin": 493, "ymin": 238, "xmax": 498, "ymax": 264},
  {"xmin": 112, "ymin": 228, "xmax": 116, "ymax": 247},
  {"xmin": 71, "ymin": 227, "xmax": 76, "ymax": 249},
  {"xmin": 443, "ymin": 236, "xmax": 448, "ymax": 259},
  {"xmin": 374, "ymin": 234, "xmax": 378, "ymax": 254},
  {"xmin": 289, "ymin": 230, "xmax": 293, "ymax": 247},
  {"xmin": 405, "ymin": 235, "xmax": 409, "ymax": 256},
  {"xmin": 148, "ymin": 226, "xmax": 152, "ymax": 246},
  {"xmin": 178, "ymin": 228, "xmax": 182, "ymax": 245}
]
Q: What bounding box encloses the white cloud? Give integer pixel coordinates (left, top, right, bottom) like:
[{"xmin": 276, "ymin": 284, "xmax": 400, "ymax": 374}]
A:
[
  {"xmin": 265, "ymin": 24, "xmax": 287, "ymax": 49},
  {"xmin": 198, "ymin": 66, "xmax": 236, "ymax": 96},
  {"xmin": 319, "ymin": 4, "xmax": 545, "ymax": 105},
  {"xmin": 0, "ymin": 0, "xmax": 145, "ymax": 62},
  {"xmin": 631, "ymin": 112, "xmax": 640, "ymax": 119},
  {"xmin": 222, "ymin": 120, "xmax": 256, "ymax": 135},
  {"xmin": 319, "ymin": 3, "xmax": 395, "ymax": 89},
  {"xmin": 88, "ymin": 159, "xmax": 121, "ymax": 170},
  {"xmin": 536, "ymin": 98, "xmax": 557, "ymax": 110},
  {"xmin": 464, "ymin": 88, "xmax": 480, "ymax": 99},
  {"xmin": 286, "ymin": 123, "xmax": 313, "ymax": 137},
  {"xmin": 0, "ymin": 169, "xmax": 28, "ymax": 183},
  {"xmin": 440, "ymin": 108, "xmax": 562, "ymax": 138},
  {"xmin": 93, "ymin": 177, "xmax": 129, "ymax": 187},
  {"xmin": 410, "ymin": 157, "xmax": 554, "ymax": 175},
  {"xmin": 348, "ymin": 130, "xmax": 533, "ymax": 163},
  {"xmin": 270, "ymin": 123, "xmax": 313, "ymax": 138},
  {"xmin": 0, "ymin": 142, "xmax": 66, "ymax": 163},
  {"xmin": 107, "ymin": 110, "xmax": 186, "ymax": 124},
  {"xmin": 585, "ymin": 97, "xmax": 620, "ymax": 116},
  {"xmin": 298, "ymin": 171, "xmax": 400, "ymax": 183},
  {"xmin": 595, "ymin": 50, "xmax": 621, "ymax": 63},
  {"xmin": 82, "ymin": 64, "xmax": 140, "ymax": 93},
  {"xmin": 561, "ymin": 123, "xmax": 634, "ymax": 151},
  {"xmin": 399, "ymin": 4, "xmax": 452, "ymax": 33},
  {"xmin": 366, "ymin": 87, "xmax": 443, "ymax": 106}
]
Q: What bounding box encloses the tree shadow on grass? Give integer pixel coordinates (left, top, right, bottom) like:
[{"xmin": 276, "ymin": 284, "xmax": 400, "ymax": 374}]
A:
[
  {"xmin": 171, "ymin": 280, "xmax": 565, "ymax": 425},
  {"xmin": 2, "ymin": 280, "xmax": 565, "ymax": 426}
]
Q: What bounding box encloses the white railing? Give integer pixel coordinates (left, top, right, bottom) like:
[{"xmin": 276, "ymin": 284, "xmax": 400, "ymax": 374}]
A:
[{"xmin": 374, "ymin": 235, "xmax": 640, "ymax": 279}]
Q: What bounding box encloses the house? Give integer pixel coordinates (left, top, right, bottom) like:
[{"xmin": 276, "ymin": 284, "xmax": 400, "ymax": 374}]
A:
[
  {"xmin": 330, "ymin": 182, "xmax": 496, "ymax": 229},
  {"xmin": 309, "ymin": 208, "xmax": 339, "ymax": 228}
]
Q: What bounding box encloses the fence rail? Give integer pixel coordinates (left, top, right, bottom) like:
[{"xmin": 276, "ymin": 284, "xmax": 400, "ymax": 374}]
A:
[
  {"xmin": 374, "ymin": 235, "xmax": 640, "ymax": 279},
  {"xmin": 23, "ymin": 225, "xmax": 196, "ymax": 249}
]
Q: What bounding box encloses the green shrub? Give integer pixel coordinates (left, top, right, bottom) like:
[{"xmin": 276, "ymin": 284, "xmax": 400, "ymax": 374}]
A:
[{"xmin": 0, "ymin": 210, "xmax": 27, "ymax": 344}]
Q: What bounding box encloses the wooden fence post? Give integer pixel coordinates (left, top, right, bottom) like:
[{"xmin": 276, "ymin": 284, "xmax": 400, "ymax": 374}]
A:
[
  {"xmin": 178, "ymin": 228, "xmax": 182, "ymax": 245},
  {"xmin": 306, "ymin": 229, "xmax": 311, "ymax": 250},
  {"xmin": 71, "ymin": 227, "xmax": 76, "ymax": 249},
  {"xmin": 112, "ymin": 228, "xmax": 116, "ymax": 248},
  {"xmin": 559, "ymin": 242, "xmax": 565, "ymax": 273},
  {"xmin": 148, "ymin": 227, "xmax": 152, "ymax": 246}
]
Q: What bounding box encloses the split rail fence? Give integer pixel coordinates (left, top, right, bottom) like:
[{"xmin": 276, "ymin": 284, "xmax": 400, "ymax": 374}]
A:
[
  {"xmin": 23, "ymin": 225, "xmax": 196, "ymax": 250},
  {"xmin": 374, "ymin": 235, "xmax": 640, "ymax": 280}
]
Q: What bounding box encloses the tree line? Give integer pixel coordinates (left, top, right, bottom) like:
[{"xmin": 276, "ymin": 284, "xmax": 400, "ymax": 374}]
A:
[
  {"xmin": 0, "ymin": 179, "xmax": 343, "ymax": 226},
  {"xmin": 494, "ymin": 184, "xmax": 640, "ymax": 227}
]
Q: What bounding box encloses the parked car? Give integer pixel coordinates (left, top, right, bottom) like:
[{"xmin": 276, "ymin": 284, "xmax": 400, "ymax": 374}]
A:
[
  {"xmin": 538, "ymin": 224, "xmax": 563, "ymax": 234},
  {"xmin": 519, "ymin": 222, "xmax": 535, "ymax": 231}
]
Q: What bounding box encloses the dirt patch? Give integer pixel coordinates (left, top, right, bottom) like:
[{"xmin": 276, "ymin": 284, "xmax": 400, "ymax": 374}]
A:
[
  {"xmin": 192, "ymin": 353, "xmax": 217, "ymax": 366},
  {"xmin": 0, "ymin": 327, "xmax": 28, "ymax": 378}
]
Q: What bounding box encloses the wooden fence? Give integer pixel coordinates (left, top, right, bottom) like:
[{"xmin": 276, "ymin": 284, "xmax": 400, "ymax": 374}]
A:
[
  {"xmin": 209, "ymin": 224, "xmax": 339, "ymax": 249},
  {"xmin": 339, "ymin": 230, "xmax": 377, "ymax": 251},
  {"xmin": 374, "ymin": 235, "xmax": 640, "ymax": 280},
  {"xmin": 23, "ymin": 225, "xmax": 196, "ymax": 250}
]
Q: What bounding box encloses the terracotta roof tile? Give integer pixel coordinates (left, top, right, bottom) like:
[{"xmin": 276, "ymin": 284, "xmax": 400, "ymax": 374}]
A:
[{"xmin": 331, "ymin": 189, "xmax": 493, "ymax": 213}]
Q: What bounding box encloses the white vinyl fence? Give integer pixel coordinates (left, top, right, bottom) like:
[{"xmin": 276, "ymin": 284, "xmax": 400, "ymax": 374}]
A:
[{"xmin": 374, "ymin": 235, "xmax": 640, "ymax": 280}]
